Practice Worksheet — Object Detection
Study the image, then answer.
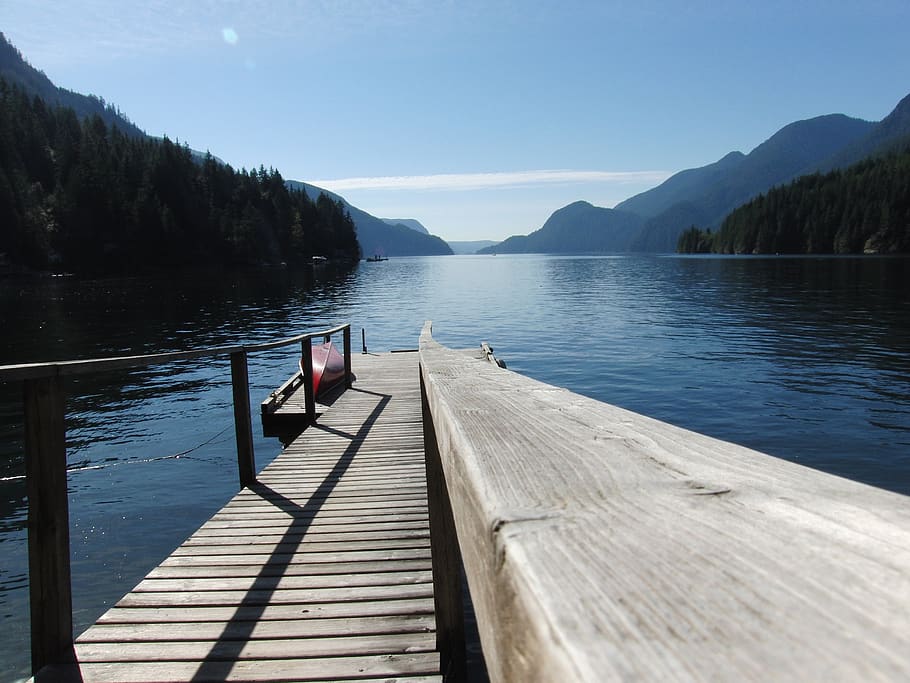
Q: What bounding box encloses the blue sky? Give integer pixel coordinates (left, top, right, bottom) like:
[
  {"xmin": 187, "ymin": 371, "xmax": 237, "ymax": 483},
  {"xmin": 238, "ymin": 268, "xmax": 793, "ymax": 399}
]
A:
[{"xmin": 2, "ymin": 1, "xmax": 908, "ymax": 241}]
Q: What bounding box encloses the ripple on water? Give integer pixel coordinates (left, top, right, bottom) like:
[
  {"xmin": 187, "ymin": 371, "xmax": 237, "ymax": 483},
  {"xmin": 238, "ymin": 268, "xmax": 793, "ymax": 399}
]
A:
[{"xmin": 1, "ymin": 255, "xmax": 909, "ymax": 678}]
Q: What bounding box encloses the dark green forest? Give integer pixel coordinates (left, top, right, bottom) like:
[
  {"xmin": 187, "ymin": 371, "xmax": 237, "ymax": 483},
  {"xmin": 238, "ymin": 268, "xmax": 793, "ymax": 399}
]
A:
[
  {"xmin": 678, "ymin": 146, "xmax": 910, "ymax": 254},
  {"xmin": 0, "ymin": 78, "xmax": 360, "ymax": 273}
]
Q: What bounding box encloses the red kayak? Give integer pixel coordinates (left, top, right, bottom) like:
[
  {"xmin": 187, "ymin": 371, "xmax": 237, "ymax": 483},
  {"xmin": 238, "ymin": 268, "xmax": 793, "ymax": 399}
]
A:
[{"xmin": 301, "ymin": 341, "xmax": 346, "ymax": 398}]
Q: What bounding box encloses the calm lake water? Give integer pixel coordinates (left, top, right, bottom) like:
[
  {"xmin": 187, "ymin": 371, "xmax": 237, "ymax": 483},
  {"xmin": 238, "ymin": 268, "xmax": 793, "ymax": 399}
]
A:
[{"xmin": 2, "ymin": 254, "xmax": 909, "ymax": 680}]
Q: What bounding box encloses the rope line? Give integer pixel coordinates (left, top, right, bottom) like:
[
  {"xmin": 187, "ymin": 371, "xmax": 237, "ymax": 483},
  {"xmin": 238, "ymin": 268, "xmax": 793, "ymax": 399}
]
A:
[{"xmin": 0, "ymin": 424, "xmax": 233, "ymax": 482}]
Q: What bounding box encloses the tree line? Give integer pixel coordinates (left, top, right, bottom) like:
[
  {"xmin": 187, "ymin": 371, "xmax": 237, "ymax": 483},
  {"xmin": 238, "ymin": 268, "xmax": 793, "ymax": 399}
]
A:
[
  {"xmin": 0, "ymin": 77, "xmax": 360, "ymax": 273},
  {"xmin": 677, "ymin": 145, "xmax": 910, "ymax": 254}
]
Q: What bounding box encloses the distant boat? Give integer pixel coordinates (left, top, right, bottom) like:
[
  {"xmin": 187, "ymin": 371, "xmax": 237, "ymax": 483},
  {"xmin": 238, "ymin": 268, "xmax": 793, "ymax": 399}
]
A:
[
  {"xmin": 365, "ymin": 254, "xmax": 388, "ymax": 262},
  {"xmin": 311, "ymin": 255, "xmax": 328, "ymax": 264},
  {"xmin": 302, "ymin": 341, "xmax": 346, "ymax": 398}
]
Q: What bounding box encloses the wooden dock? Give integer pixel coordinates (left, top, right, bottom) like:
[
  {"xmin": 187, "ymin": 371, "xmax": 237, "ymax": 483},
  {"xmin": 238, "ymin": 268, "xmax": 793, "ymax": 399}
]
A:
[
  {"xmin": 70, "ymin": 351, "xmax": 443, "ymax": 682},
  {"xmin": 9, "ymin": 320, "xmax": 910, "ymax": 682}
]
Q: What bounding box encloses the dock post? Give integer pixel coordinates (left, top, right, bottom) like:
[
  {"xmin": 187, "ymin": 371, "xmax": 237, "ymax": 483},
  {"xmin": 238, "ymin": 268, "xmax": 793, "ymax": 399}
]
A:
[
  {"xmin": 362, "ymin": 328, "xmax": 368, "ymax": 354},
  {"xmin": 24, "ymin": 374, "xmax": 74, "ymax": 675},
  {"xmin": 420, "ymin": 370, "xmax": 467, "ymax": 682},
  {"xmin": 343, "ymin": 325, "xmax": 352, "ymax": 388},
  {"xmin": 230, "ymin": 351, "xmax": 256, "ymax": 488},
  {"xmin": 301, "ymin": 339, "xmax": 316, "ymax": 425}
]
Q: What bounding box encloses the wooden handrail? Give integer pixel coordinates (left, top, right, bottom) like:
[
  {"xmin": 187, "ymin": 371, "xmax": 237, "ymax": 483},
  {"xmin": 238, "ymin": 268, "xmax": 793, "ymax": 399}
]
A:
[
  {"xmin": 2, "ymin": 322, "xmax": 352, "ymax": 676},
  {"xmin": 418, "ymin": 321, "xmax": 910, "ymax": 682},
  {"xmin": 0, "ymin": 322, "xmax": 352, "ymax": 382}
]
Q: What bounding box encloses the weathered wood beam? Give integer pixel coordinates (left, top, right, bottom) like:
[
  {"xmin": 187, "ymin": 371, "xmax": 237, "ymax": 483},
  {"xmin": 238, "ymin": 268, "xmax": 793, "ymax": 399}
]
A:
[
  {"xmin": 419, "ymin": 321, "xmax": 910, "ymax": 682},
  {"xmin": 421, "ymin": 371, "xmax": 466, "ymax": 682}
]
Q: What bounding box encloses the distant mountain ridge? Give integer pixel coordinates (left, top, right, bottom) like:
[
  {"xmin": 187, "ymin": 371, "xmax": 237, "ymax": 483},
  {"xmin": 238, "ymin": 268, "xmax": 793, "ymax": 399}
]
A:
[
  {"xmin": 383, "ymin": 218, "xmax": 497, "ymax": 255},
  {"xmin": 1, "ymin": 32, "xmax": 451, "ymax": 259},
  {"xmin": 619, "ymin": 114, "xmax": 877, "ymax": 251},
  {"xmin": 488, "ymin": 91, "xmax": 910, "ymax": 254},
  {"xmin": 615, "ymin": 151, "xmax": 746, "ymax": 219},
  {"xmin": 449, "ymin": 240, "xmax": 498, "ymax": 255},
  {"xmin": 383, "ymin": 218, "xmax": 429, "ymax": 234},
  {"xmin": 288, "ymin": 181, "xmax": 452, "ymax": 257},
  {"xmin": 816, "ymin": 92, "xmax": 910, "ymax": 172},
  {"xmin": 681, "ymin": 142, "xmax": 910, "ymax": 254},
  {"xmin": 478, "ymin": 201, "xmax": 643, "ymax": 254}
]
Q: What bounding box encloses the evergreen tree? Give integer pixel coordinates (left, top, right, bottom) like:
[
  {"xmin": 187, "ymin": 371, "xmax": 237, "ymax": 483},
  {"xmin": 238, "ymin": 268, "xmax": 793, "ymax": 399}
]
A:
[
  {"xmin": 0, "ymin": 77, "xmax": 362, "ymax": 272},
  {"xmin": 680, "ymin": 146, "xmax": 910, "ymax": 254}
]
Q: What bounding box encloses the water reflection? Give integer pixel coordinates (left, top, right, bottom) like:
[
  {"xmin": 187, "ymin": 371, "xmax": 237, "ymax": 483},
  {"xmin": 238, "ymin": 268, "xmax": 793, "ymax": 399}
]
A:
[
  {"xmin": 532, "ymin": 256, "xmax": 910, "ymax": 493},
  {"xmin": 1, "ymin": 255, "xmax": 909, "ymax": 680},
  {"xmin": 0, "ymin": 264, "xmax": 360, "ymax": 681}
]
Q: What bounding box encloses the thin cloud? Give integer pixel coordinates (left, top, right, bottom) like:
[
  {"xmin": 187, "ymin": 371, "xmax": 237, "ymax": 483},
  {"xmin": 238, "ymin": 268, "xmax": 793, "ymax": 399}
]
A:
[{"xmin": 307, "ymin": 169, "xmax": 672, "ymax": 192}]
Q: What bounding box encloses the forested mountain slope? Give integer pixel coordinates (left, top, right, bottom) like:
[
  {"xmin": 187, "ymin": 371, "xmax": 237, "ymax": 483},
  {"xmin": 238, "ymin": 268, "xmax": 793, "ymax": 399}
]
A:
[
  {"xmin": 621, "ymin": 115, "xmax": 875, "ymax": 251},
  {"xmin": 288, "ymin": 182, "xmax": 453, "ymax": 256},
  {"xmin": 1, "ymin": 32, "xmax": 450, "ymax": 262},
  {"xmin": 678, "ymin": 145, "xmax": 910, "ymax": 254},
  {"xmin": 1, "ymin": 32, "xmax": 144, "ymax": 139},
  {"xmin": 0, "ymin": 79, "xmax": 360, "ymax": 273},
  {"xmin": 478, "ymin": 201, "xmax": 643, "ymax": 254}
]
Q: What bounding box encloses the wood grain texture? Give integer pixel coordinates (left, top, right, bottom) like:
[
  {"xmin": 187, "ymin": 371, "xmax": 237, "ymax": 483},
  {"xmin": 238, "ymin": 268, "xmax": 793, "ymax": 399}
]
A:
[
  {"xmin": 72, "ymin": 351, "xmax": 443, "ymax": 682},
  {"xmin": 419, "ymin": 322, "xmax": 910, "ymax": 682}
]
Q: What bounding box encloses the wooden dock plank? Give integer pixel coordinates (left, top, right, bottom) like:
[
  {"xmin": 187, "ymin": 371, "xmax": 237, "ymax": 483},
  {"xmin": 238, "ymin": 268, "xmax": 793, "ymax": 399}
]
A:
[
  {"xmin": 94, "ymin": 599, "xmax": 435, "ymax": 624},
  {"xmin": 78, "ymin": 614, "xmax": 436, "ymax": 642},
  {"xmin": 72, "ymin": 351, "xmax": 443, "ymax": 682},
  {"xmin": 76, "ymin": 653, "xmax": 441, "ymax": 683},
  {"xmin": 76, "ymin": 632, "xmax": 438, "ymax": 661},
  {"xmin": 131, "ymin": 571, "xmax": 435, "ymax": 592}
]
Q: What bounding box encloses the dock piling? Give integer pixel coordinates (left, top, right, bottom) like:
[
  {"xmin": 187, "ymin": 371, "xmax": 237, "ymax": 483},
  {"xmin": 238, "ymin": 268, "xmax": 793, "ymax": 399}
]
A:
[
  {"xmin": 230, "ymin": 350, "xmax": 256, "ymax": 488},
  {"xmin": 344, "ymin": 326, "xmax": 353, "ymax": 387},
  {"xmin": 300, "ymin": 339, "xmax": 316, "ymax": 425},
  {"xmin": 24, "ymin": 374, "xmax": 74, "ymax": 675}
]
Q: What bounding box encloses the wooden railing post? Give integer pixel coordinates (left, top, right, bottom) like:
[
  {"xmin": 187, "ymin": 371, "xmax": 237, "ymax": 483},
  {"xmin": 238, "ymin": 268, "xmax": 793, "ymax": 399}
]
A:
[
  {"xmin": 301, "ymin": 339, "xmax": 316, "ymax": 425},
  {"xmin": 230, "ymin": 351, "xmax": 256, "ymax": 488},
  {"xmin": 420, "ymin": 368, "xmax": 466, "ymax": 682},
  {"xmin": 24, "ymin": 374, "xmax": 74, "ymax": 675},
  {"xmin": 343, "ymin": 325, "xmax": 352, "ymax": 388}
]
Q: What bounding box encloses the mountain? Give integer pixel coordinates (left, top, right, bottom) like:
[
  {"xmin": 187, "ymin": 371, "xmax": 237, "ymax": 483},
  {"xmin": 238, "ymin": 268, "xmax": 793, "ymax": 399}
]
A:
[
  {"xmin": 0, "ymin": 84, "xmax": 361, "ymax": 272},
  {"xmin": 816, "ymin": 92, "xmax": 910, "ymax": 172},
  {"xmin": 478, "ymin": 201, "xmax": 643, "ymax": 254},
  {"xmin": 288, "ymin": 181, "xmax": 453, "ymax": 256},
  {"xmin": 615, "ymin": 151, "xmax": 746, "ymax": 219},
  {"xmin": 383, "ymin": 218, "xmax": 429, "ymax": 234},
  {"xmin": 622, "ymin": 93, "xmax": 910, "ymax": 252},
  {"xmin": 448, "ymin": 240, "xmax": 499, "ymax": 255},
  {"xmin": 0, "ymin": 32, "xmax": 145, "ymax": 138},
  {"xmin": 682, "ymin": 142, "xmax": 910, "ymax": 254},
  {"xmin": 1, "ymin": 32, "xmax": 222, "ymax": 165},
  {"xmin": 0, "ymin": 32, "xmax": 447, "ymax": 265},
  {"xmin": 619, "ymin": 114, "xmax": 875, "ymax": 251},
  {"xmin": 487, "ymin": 97, "xmax": 910, "ymax": 256},
  {"xmin": 631, "ymin": 201, "xmax": 711, "ymax": 252},
  {"xmin": 382, "ymin": 219, "xmax": 498, "ymax": 256}
]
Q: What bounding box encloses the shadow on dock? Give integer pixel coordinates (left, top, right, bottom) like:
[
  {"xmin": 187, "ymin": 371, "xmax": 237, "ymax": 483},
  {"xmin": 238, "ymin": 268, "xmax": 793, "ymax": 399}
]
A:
[{"xmin": 190, "ymin": 391, "xmax": 391, "ymax": 681}]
